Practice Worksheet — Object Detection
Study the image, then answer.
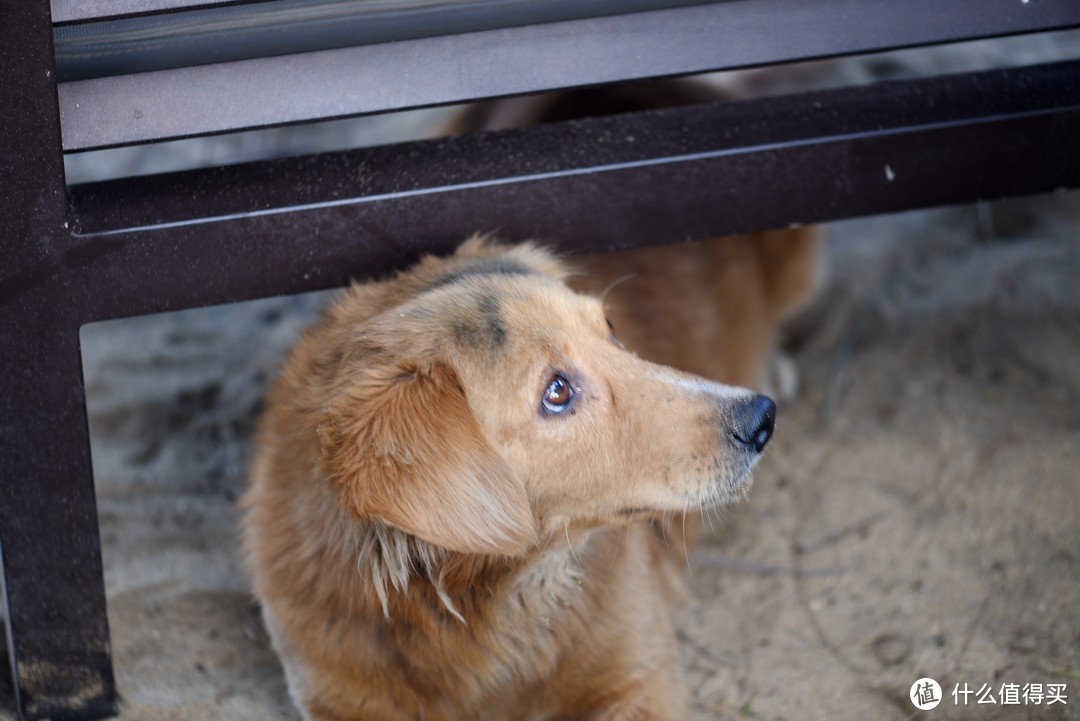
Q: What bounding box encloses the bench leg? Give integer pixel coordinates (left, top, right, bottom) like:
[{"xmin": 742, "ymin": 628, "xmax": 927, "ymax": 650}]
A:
[
  {"xmin": 0, "ymin": 331, "xmax": 118, "ymax": 721},
  {"xmin": 2, "ymin": 1, "xmax": 116, "ymax": 717}
]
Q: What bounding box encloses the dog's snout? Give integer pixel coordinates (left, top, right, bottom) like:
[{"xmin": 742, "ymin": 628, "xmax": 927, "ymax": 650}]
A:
[{"xmin": 730, "ymin": 394, "xmax": 776, "ymax": 454}]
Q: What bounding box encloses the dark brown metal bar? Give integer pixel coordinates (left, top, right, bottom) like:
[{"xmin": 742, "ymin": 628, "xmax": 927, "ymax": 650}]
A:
[
  {"xmin": 56, "ymin": 0, "xmax": 1080, "ymax": 150},
  {"xmin": 0, "ymin": 3, "xmax": 118, "ymax": 721},
  {"xmin": 55, "ymin": 60, "xmax": 1080, "ymax": 322}
]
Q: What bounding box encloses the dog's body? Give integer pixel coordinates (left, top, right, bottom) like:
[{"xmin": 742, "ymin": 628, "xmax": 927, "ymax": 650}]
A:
[
  {"xmin": 243, "ymin": 238, "xmax": 778, "ymax": 720},
  {"xmin": 245, "ymin": 80, "xmax": 821, "ymax": 721}
]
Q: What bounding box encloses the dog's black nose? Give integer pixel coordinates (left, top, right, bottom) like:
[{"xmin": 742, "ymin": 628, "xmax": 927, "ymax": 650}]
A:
[{"xmin": 730, "ymin": 394, "xmax": 776, "ymax": 454}]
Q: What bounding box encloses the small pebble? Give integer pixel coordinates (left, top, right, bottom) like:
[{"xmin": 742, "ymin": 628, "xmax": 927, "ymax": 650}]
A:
[{"xmin": 871, "ymin": 633, "xmax": 911, "ymax": 666}]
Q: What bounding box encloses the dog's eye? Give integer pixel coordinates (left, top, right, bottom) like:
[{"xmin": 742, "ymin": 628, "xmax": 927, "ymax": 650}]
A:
[{"xmin": 541, "ymin": 374, "xmax": 575, "ymax": 414}]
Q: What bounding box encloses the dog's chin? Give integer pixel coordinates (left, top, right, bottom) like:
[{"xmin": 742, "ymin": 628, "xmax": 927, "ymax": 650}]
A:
[
  {"xmin": 588, "ymin": 454, "xmax": 764, "ymax": 523},
  {"xmin": 705, "ymin": 460, "xmax": 760, "ymax": 508},
  {"xmin": 618, "ymin": 472, "xmax": 757, "ymax": 521},
  {"xmin": 718, "ymin": 473, "xmax": 755, "ymax": 505}
]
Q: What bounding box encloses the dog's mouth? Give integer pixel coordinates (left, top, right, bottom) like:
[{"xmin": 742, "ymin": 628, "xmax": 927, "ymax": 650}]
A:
[
  {"xmin": 613, "ymin": 456, "xmax": 759, "ymax": 520},
  {"xmin": 697, "ymin": 453, "xmax": 761, "ymax": 510}
]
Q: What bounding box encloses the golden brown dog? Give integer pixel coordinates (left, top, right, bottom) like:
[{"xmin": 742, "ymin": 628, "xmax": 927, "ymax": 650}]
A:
[{"xmin": 242, "ymin": 237, "xmax": 779, "ymax": 720}]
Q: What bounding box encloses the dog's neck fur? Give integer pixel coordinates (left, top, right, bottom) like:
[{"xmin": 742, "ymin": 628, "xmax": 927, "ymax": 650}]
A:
[{"xmin": 348, "ymin": 513, "xmax": 591, "ymax": 626}]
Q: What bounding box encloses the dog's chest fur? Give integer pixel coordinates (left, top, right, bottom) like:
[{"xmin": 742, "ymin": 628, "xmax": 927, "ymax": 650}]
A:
[{"xmin": 443, "ymin": 541, "xmax": 592, "ymax": 687}]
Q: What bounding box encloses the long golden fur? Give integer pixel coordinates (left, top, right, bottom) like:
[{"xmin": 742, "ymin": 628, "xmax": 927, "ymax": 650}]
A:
[{"xmin": 242, "ymin": 237, "xmax": 783, "ymax": 720}]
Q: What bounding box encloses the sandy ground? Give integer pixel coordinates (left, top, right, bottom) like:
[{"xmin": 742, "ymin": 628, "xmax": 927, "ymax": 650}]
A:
[
  {"xmin": 4, "ymin": 31, "xmax": 1080, "ymax": 721},
  {"xmin": 679, "ymin": 195, "xmax": 1080, "ymax": 721}
]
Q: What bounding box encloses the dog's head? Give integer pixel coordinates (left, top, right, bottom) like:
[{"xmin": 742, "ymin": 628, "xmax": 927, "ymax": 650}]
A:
[{"xmin": 314, "ymin": 237, "xmax": 774, "ymax": 557}]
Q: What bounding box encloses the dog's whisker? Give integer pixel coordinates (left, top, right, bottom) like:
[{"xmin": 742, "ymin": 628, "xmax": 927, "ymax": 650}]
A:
[
  {"xmin": 681, "ymin": 501, "xmax": 693, "ymax": 574},
  {"xmin": 599, "ymin": 272, "xmax": 638, "ymax": 303},
  {"xmin": 564, "ymin": 521, "xmax": 583, "ymax": 569},
  {"xmin": 702, "ymin": 501, "xmax": 717, "ymax": 535}
]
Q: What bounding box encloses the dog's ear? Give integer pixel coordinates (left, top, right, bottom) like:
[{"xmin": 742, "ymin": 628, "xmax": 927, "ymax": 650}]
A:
[{"xmin": 318, "ymin": 361, "xmax": 536, "ymax": 556}]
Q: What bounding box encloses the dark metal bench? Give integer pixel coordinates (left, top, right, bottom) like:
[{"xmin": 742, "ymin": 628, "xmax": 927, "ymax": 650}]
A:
[{"xmin": 2, "ymin": 1, "xmax": 1079, "ymax": 718}]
